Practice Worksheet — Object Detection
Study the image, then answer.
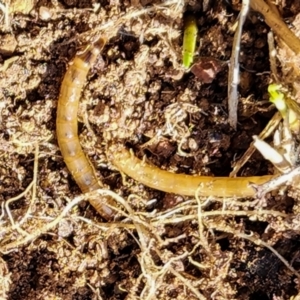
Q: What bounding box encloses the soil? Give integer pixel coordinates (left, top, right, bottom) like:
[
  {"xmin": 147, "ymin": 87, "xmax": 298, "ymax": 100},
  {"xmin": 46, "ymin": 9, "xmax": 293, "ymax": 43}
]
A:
[{"xmin": 1, "ymin": 0, "xmax": 300, "ymax": 299}]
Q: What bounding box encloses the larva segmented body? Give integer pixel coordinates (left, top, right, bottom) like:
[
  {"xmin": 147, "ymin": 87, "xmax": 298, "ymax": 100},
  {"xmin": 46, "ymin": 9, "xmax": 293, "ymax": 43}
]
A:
[
  {"xmin": 111, "ymin": 147, "xmax": 275, "ymax": 198},
  {"xmin": 56, "ymin": 37, "xmax": 115, "ymax": 220},
  {"xmin": 56, "ymin": 36, "xmax": 277, "ymax": 217}
]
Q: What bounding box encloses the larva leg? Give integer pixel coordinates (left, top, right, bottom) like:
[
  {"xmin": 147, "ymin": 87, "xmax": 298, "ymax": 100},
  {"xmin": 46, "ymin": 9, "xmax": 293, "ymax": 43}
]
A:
[
  {"xmin": 56, "ymin": 37, "xmax": 115, "ymax": 220},
  {"xmin": 111, "ymin": 147, "xmax": 275, "ymax": 198}
]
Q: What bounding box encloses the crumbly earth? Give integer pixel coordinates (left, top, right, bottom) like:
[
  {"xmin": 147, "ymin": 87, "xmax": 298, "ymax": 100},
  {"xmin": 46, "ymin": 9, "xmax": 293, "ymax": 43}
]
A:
[{"xmin": 1, "ymin": 0, "xmax": 300, "ymax": 299}]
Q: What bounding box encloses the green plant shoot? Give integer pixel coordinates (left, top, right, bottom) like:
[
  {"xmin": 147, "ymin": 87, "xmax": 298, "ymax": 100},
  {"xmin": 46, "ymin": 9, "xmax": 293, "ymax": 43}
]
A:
[
  {"xmin": 268, "ymin": 84, "xmax": 287, "ymax": 116},
  {"xmin": 182, "ymin": 15, "xmax": 198, "ymax": 69},
  {"xmin": 268, "ymin": 83, "xmax": 300, "ymax": 133}
]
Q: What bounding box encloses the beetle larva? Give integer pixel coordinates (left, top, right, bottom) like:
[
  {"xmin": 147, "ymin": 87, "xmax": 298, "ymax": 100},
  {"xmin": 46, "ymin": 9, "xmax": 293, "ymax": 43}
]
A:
[
  {"xmin": 56, "ymin": 37, "xmax": 115, "ymax": 220},
  {"xmin": 111, "ymin": 147, "xmax": 275, "ymax": 198}
]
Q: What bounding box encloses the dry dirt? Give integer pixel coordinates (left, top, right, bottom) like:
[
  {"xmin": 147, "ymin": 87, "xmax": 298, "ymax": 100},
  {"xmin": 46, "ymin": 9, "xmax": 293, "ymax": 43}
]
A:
[{"xmin": 1, "ymin": 0, "xmax": 300, "ymax": 299}]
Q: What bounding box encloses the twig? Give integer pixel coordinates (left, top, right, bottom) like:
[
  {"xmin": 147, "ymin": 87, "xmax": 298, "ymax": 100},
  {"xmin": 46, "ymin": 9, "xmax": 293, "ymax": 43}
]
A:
[
  {"xmin": 228, "ymin": 0, "xmax": 250, "ymax": 129},
  {"xmin": 250, "ymin": 0, "xmax": 300, "ymax": 54},
  {"xmin": 253, "ymin": 135, "xmax": 292, "ymax": 173},
  {"xmin": 268, "ymin": 31, "xmax": 279, "ymax": 82},
  {"xmin": 230, "ymin": 112, "xmax": 282, "ymax": 176},
  {"xmin": 251, "ymin": 165, "xmax": 300, "ymax": 199}
]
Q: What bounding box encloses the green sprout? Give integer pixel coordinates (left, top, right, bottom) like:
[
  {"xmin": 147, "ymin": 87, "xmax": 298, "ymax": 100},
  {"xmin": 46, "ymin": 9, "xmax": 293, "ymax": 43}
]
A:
[
  {"xmin": 182, "ymin": 15, "xmax": 198, "ymax": 69},
  {"xmin": 268, "ymin": 83, "xmax": 300, "ymax": 133}
]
